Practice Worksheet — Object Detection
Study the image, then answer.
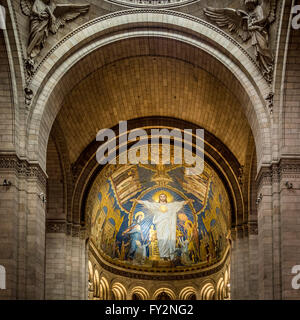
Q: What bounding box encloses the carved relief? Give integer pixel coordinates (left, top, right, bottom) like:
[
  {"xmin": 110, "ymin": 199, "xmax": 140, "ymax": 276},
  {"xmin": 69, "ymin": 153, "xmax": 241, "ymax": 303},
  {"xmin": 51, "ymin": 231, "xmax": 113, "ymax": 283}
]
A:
[
  {"xmin": 0, "ymin": 154, "xmax": 47, "ymax": 188},
  {"xmin": 265, "ymin": 91, "xmax": 274, "ymax": 114},
  {"xmin": 20, "ymin": 0, "xmax": 90, "ymax": 77},
  {"xmin": 104, "ymin": 0, "xmax": 197, "ymax": 9},
  {"xmin": 204, "ymin": 0, "xmax": 277, "ymax": 83}
]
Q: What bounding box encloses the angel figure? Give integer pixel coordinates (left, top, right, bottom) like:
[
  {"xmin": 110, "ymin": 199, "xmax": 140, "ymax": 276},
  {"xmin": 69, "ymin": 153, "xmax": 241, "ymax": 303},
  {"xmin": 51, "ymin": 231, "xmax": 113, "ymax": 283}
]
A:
[
  {"xmin": 21, "ymin": 0, "xmax": 90, "ymax": 60},
  {"xmin": 204, "ymin": 0, "xmax": 276, "ymax": 83}
]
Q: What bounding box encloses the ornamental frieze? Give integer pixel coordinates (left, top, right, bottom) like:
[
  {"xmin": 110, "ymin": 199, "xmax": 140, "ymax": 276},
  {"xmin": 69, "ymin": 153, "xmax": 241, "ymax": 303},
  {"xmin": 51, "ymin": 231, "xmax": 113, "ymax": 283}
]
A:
[
  {"xmin": 0, "ymin": 154, "xmax": 47, "ymax": 188},
  {"xmin": 104, "ymin": 0, "xmax": 198, "ymax": 9}
]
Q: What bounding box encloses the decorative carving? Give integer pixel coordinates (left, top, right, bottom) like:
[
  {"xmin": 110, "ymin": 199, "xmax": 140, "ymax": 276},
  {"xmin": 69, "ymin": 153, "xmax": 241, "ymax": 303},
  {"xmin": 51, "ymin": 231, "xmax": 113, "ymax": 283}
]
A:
[
  {"xmin": 256, "ymin": 193, "xmax": 263, "ymax": 205},
  {"xmin": 89, "ymin": 242, "xmax": 230, "ymax": 280},
  {"xmin": 0, "ymin": 154, "xmax": 47, "ymax": 188},
  {"xmin": 236, "ymin": 225, "xmax": 244, "ymax": 239},
  {"xmin": 65, "ymin": 223, "xmax": 71, "ymax": 235},
  {"xmin": 256, "ymin": 160, "xmax": 300, "ymax": 189},
  {"xmin": 46, "ymin": 220, "xmax": 66, "ymax": 233},
  {"xmin": 72, "ymin": 224, "xmax": 81, "ymax": 238},
  {"xmin": 248, "ymin": 221, "xmax": 258, "ymax": 235},
  {"xmin": 104, "ymin": 0, "xmax": 196, "ymax": 9},
  {"xmin": 27, "ymin": 9, "xmax": 259, "ymax": 83},
  {"xmin": 38, "ymin": 192, "xmax": 46, "ymax": 203},
  {"xmin": 265, "ymin": 91, "xmax": 274, "ymax": 114},
  {"xmin": 238, "ymin": 165, "xmax": 244, "ymax": 186},
  {"xmin": 24, "ymin": 57, "xmax": 35, "ymax": 77},
  {"xmin": 20, "ymin": 0, "xmax": 90, "ymax": 75},
  {"xmin": 24, "ymin": 87, "xmax": 33, "ymax": 108},
  {"xmin": 285, "ymin": 181, "xmax": 293, "ymax": 189},
  {"xmin": 204, "ymin": 0, "xmax": 277, "ymax": 83}
]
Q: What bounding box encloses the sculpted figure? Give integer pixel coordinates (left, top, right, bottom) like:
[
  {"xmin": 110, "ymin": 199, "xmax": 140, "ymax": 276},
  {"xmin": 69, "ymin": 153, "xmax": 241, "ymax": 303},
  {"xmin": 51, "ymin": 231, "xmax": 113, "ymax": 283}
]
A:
[
  {"xmin": 204, "ymin": 0, "xmax": 276, "ymax": 83},
  {"xmin": 21, "ymin": 0, "xmax": 89, "ymax": 73}
]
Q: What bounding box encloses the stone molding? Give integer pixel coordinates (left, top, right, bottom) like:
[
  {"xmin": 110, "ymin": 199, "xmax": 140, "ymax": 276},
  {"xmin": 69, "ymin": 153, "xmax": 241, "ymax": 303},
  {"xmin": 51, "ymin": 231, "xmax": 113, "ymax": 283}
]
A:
[
  {"xmin": 89, "ymin": 242, "xmax": 230, "ymax": 281},
  {"xmin": 29, "ymin": 9, "xmax": 259, "ymax": 84},
  {"xmin": 231, "ymin": 221, "xmax": 258, "ymax": 238},
  {"xmin": 46, "ymin": 220, "xmax": 67, "ymax": 234},
  {"xmin": 46, "ymin": 220, "xmax": 87, "ymax": 239},
  {"xmin": 0, "ymin": 154, "xmax": 47, "ymax": 188},
  {"xmin": 256, "ymin": 159, "xmax": 300, "ymax": 190},
  {"xmin": 248, "ymin": 221, "xmax": 258, "ymax": 236}
]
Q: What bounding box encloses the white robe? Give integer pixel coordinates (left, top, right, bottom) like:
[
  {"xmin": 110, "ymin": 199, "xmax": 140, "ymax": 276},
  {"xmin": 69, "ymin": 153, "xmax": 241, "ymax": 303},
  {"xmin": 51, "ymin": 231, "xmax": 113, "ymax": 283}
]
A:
[{"xmin": 141, "ymin": 200, "xmax": 185, "ymax": 259}]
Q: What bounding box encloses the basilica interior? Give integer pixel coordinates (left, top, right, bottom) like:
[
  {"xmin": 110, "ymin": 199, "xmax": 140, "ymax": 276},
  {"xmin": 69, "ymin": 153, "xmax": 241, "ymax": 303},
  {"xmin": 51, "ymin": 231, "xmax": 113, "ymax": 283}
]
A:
[{"xmin": 0, "ymin": 0, "xmax": 300, "ymax": 300}]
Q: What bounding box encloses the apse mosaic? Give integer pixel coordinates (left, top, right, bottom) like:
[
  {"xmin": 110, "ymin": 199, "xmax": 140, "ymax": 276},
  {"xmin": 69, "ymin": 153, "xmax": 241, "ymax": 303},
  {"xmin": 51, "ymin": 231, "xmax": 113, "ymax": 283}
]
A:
[{"xmin": 87, "ymin": 161, "xmax": 231, "ymax": 269}]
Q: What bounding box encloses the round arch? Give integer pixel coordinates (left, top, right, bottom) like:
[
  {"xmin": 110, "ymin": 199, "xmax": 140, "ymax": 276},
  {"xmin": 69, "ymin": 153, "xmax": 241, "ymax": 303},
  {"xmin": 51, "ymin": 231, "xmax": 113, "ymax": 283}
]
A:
[
  {"xmin": 111, "ymin": 282, "xmax": 127, "ymax": 300},
  {"xmin": 153, "ymin": 288, "xmax": 176, "ymax": 300},
  {"xmin": 200, "ymin": 281, "xmax": 216, "ymax": 300},
  {"xmin": 100, "ymin": 276, "xmax": 109, "ymax": 300},
  {"xmin": 130, "ymin": 286, "xmax": 150, "ymax": 300},
  {"xmin": 216, "ymin": 277, "xmax": 225, "ymax": 300},
  {"xmin": 179, "ymin": 286, "xmax": 198, "ymax": 300},
  {"xmin": 26, "ymin": 10, "xmax": 271, "ymax": 172}
]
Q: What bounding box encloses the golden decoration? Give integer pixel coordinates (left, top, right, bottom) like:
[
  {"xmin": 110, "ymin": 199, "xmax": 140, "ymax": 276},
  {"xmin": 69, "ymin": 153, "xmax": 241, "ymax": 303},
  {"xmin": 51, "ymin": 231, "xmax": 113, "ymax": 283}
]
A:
[
  {"xmin": 135, "ymin": 211, "xmax": 144, "ymax": 220},
  {"xmin": 178, "ymin": 213, "xmax": 188, "ymax": 221},
  {"xmin": 152, "ymin": 190, "xmax": 174, "ymax": 203},
  {"xmin": 159, "ymin": 205, "xmax": 168, "ymax": 213}
]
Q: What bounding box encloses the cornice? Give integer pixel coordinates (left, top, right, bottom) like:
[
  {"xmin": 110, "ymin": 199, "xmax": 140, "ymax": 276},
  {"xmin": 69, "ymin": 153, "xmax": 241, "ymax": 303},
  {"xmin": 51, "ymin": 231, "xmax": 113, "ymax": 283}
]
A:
[
  {"xmin": 46, "ymin": 220, "xmax": 87, "ymax": 239},
  {"xmin": 256, "ymin": 159, "xmax": 300, "ymax": 190},
  {"xmin": 0, "ymin": 154, "xmax": 47, "ymax": 188},
  {"xmin": 89, "ymin": 240, "xmax": 230, "ymax": 280}
]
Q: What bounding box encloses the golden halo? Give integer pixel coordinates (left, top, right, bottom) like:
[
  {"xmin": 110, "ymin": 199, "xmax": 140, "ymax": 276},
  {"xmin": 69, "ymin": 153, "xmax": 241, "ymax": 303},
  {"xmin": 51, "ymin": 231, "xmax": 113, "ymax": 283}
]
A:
[
  {"xmin": 178, "ymin": 213, "xmax": 188, "ymax": 221},
  {"xmin": 152, "ymin": 190, "xmax": 174, "ymax": 203},
  {"xmin": 184, "ymin": 220, "xmax": 193, "ymax": 229},
  {"xmin": 135, "ymin": 211, "xmax": 144, "ymax": 220}
]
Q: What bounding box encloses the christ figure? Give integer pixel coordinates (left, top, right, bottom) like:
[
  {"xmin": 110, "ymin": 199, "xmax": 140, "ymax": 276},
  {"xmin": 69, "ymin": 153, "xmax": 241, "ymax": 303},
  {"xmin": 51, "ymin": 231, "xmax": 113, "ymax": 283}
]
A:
[{"xmin": 136, "ymin": 193, "xmax": 190, "ymax": 260}]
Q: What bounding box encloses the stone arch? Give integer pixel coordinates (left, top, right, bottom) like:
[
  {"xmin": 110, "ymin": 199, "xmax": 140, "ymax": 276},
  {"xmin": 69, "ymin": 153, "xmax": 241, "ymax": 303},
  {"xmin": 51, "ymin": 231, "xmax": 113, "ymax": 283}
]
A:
[
  {"xmin": 93, "ymin": 269, "xmax": 100, "ymax": 299},
  {"xmin": 216, "ymin": 277, "xmax": 225, "ymax": 300},
  {"xmin": 80, "ymin": 117, "xmax": 243, "ymax": 228},
  {"xmin": 179, "ymin": 286, "xmax": 197, "ymax": 300},
  {"xmin": 200, "ymin": 281, "xmax": 216, "ymax": 300},
  {"xmin": 100, "ymin": 276, "xmax": 109, "ymax": 300},
  {"xmin": 111, "ymin": 282, "xmax": 127, "ymax": 300},
  {"xmin": 130, "ymin": 286, "xmax": 150, "ymax": 300},
  {"xmin": 153, "ymin": 287, "xmax": 176, "ymax": 300},
  {"xmin": 26, "ymin": 10, "xmax": 271, "ymax": 172},
  {"xmin": 88, "ymin": 261, "xmax": 94, "ymax": 299}
]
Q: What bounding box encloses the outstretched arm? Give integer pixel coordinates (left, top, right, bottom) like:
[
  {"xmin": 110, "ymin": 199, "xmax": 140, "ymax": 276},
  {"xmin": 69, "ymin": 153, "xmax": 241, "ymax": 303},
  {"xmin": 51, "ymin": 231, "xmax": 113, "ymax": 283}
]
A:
[
  {"xmin": 174, "ymin": 199, "xmax": 194, "ymax": 212},
  {"xmin": 136, "ymin": 199, "xmax": 153, "ymax": 210}
]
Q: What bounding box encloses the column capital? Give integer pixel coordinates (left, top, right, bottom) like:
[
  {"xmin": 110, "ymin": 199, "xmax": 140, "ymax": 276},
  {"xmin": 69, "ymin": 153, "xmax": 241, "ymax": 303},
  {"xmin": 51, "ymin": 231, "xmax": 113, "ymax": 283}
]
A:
[{"xmin": 0, "ymin": 154, "xmax": 47, "ymax": 190}]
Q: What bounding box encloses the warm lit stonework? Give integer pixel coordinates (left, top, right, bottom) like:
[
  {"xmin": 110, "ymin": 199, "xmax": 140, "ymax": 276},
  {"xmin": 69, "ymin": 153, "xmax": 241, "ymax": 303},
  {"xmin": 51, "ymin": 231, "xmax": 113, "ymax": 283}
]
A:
[{"xmin": 0, "ymin": 0, "xmax": 300, "ymax": 300}]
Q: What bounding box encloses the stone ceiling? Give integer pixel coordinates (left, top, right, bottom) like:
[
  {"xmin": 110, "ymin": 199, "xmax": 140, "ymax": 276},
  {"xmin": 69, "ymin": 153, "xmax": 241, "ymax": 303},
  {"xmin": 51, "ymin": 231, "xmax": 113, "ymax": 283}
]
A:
[{"xmin": 54, "ymin": 38, "xmax": 253, "ymax": 167}]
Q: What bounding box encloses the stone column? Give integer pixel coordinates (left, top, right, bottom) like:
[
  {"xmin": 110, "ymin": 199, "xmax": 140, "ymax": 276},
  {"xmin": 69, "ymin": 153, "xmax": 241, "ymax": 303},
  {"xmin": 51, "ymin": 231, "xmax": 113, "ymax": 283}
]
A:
[
  {"xmin": 25, "ymin": 175, "xmax": 46, "ymax": 299},
  {"xmin": 45, "ymin": 222, "xmax": 88, "ymax": 300},
  {"xmin": 0, "ymin": 155, "xmax": 47, "ymax": 300},
  {"xmin": 271, "ymin": 164, "xmax": 282, "ymax": 299},
  {"xmin": 0, "ymin": 165, "xmax": 19, "ymax": 299},
  {"xmin": 248, "ymin": 221, "xmax": 259, "ymax": 299},
  {"xmin": 45, "ymin": 221, "xmax": 67, "ymax": 299},
  {"xmin": 229, "ymin": 228, "xmax": 237, "ymax": 299},
  {"xmin": 256, "ymin": 168, "xmax": 274, "ymax": 299},
  {"xmin": 279, "ymin": 160, "xmax": 300, "ymax": 299}
]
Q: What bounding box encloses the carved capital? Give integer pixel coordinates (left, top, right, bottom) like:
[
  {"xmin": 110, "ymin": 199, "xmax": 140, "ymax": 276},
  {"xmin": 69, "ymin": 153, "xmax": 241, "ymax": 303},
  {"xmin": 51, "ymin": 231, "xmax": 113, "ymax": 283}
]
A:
[
  {"xmin": 0, "ymin": 154, "xmax": 47, "ymax": 189},
  {"xmin": 46, "ymin": 220, "xmax": 66, "ymax": 233},
  {"xmin": 248, "ymin": 221, "xmax": 258, "ymax": 235}
]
